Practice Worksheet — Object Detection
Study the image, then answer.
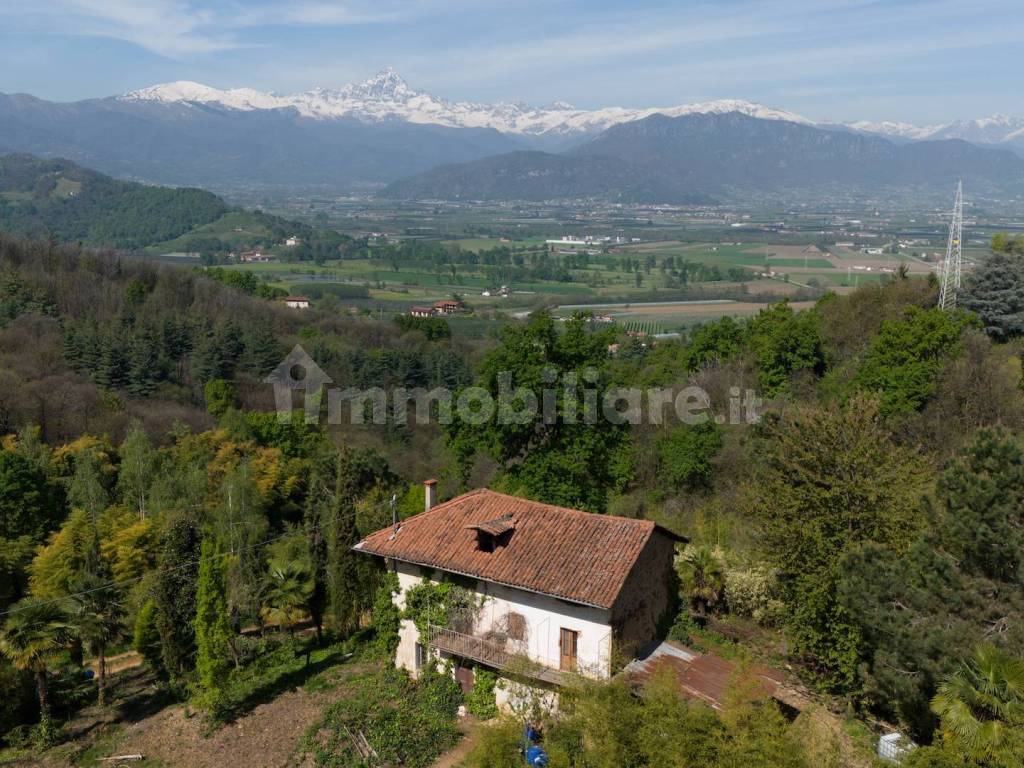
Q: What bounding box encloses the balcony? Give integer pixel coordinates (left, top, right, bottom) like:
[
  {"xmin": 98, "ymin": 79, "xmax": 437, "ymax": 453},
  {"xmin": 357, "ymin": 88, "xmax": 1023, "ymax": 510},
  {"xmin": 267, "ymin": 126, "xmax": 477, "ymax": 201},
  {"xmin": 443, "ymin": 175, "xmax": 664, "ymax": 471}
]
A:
[{"xmin": 426, "ymin": 625, "xmax": 567, "ymax": 686}]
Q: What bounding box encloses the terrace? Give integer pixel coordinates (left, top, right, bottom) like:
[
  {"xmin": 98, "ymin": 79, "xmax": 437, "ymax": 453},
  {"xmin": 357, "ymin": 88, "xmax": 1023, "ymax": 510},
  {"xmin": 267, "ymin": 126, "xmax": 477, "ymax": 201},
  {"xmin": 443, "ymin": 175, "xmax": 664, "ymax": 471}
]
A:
[{"xmin": 426, "ymin": 625, "xmax": 567, "ymax": 686}]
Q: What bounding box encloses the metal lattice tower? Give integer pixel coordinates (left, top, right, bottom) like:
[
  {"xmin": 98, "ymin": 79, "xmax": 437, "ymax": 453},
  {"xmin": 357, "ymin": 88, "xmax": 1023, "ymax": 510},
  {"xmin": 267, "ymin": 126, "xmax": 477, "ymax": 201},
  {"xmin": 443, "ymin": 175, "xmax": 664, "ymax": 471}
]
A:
[{"xmin": 938, "ymin": 180, "xmax": 963, "ymax": 311}]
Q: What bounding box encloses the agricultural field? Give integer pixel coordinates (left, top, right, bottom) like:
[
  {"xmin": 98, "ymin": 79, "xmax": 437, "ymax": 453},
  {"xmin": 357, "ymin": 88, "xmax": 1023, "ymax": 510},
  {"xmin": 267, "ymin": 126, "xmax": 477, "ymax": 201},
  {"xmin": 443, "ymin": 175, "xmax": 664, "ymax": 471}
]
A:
[{"xmin": 220, "ymin": 234, "xmax": 931, "ymax": 331}]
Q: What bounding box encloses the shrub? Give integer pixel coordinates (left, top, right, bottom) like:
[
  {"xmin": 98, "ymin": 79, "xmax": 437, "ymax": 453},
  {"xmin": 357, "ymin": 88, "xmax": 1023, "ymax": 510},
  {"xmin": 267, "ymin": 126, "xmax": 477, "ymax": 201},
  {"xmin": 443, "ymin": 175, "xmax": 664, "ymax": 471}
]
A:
[
  {"xmin": 204, "ymin": 379, "xmax": 235, "ymax": 416},
  {"xmin": 724, "ymin": 563, "xmax": 785, "ymax": 625},
  {"xmin": 403, "ymin": 579, "xmax": 480, "ymax": 637},
  {"xmin": 299, "ymin": 668, "xmax": 460, "ymax": 767},
  {"xmin": 370, "ymin": 572, "xmax": 401, "ymax": 658},
  {"xmin": 465, "ymin": 666, "xmax": 499, "ymax": 719},
  {"xmin": 418, "ymin": 663, "xmax": 463, "ymax": 718},
  {"xmin": 464, "ymin": 718, "xmax": 524, "ymax": 768},
  {"xmin": 132, "ymin": 599, "xmax": 164, "ymax": 674},
  {"xmin": 656, "ymin": 421, "xmax": 722, "ymax": 489}
]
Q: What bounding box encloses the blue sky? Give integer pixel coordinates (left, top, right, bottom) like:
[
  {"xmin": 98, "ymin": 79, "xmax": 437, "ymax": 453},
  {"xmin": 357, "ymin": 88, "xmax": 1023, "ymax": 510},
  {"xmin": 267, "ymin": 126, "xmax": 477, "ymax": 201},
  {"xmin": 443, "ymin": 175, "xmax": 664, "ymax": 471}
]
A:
[{"xmin": 0, "ymin": 0, "xmax": 1020, "ymax": 123}]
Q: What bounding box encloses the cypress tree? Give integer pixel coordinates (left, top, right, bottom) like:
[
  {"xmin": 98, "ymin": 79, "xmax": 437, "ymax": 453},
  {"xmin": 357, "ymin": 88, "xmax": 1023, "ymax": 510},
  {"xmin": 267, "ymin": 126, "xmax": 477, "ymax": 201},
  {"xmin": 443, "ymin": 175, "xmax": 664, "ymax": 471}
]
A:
[
  {"xmin": 304, "ymin": 450, "xmax": 333, "ymax": 642},
  {"xmin": 154, "ymin": 516, "xmax": 201, "ymax": 680},
  {"xmin": 194, "ymin": 537, "xmax": 231, "ymax": 719},
  {"xmin": 327, "ymin": 447, "xmax": 360, "ymax": 635}
]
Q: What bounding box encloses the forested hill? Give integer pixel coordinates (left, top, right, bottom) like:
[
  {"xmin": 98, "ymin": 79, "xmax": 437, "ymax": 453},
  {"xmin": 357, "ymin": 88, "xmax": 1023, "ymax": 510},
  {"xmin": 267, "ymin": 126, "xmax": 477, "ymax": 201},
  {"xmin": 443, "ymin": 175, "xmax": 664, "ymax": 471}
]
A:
[
  {"xmin": 0, "ymin": 154, "xmax": 228, "ymax": 248},
  {"xmin": 0, "ymin": 233, "xmax": 473, "ymax": 453}
]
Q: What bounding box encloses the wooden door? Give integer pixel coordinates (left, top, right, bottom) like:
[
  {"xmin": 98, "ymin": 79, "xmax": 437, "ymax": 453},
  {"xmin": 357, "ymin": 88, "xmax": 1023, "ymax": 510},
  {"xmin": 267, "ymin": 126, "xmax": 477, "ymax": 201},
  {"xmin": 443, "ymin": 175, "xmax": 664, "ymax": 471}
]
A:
[
  {"xmin": 559, "ymin": 628, "xmax": 578, "ymax": 671},
  {"xmin": 455, "ymin": 663, "xmax": 475, "ymax": 694}
]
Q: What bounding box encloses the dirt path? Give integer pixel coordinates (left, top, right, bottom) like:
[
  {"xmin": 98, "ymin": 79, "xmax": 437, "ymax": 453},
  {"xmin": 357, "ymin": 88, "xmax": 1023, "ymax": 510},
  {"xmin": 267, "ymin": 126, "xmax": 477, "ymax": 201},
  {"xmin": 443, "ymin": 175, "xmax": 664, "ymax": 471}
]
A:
[
  {"xmin": 88, "ymin": 651, "xmax": 142, "ymax": 677},
  {"xmin": 35, "ymin": 662, "xmax": 371, "ymax": 768},
  {"xmin": 431, "ymin": 717, "xmax": 482, "ymax": 768},
  {"xmin": 110, "ymin": 663, "xmax": 371, "ymax": 768}
]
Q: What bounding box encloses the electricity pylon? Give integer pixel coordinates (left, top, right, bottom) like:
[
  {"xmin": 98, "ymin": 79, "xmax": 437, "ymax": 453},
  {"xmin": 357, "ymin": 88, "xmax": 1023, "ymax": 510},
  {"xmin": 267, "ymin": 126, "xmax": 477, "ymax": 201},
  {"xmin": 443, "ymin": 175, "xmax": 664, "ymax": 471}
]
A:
[{"xmin": 938, "ymin": 181, "xmax": 963, "ymax": 311}]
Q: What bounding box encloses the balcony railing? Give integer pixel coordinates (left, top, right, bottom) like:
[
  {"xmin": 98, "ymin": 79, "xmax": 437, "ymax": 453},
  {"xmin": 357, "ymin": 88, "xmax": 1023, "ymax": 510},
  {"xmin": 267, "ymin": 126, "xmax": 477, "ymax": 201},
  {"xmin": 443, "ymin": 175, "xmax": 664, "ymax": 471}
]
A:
[{"xmin": 426, "ymin": 625, "xmax": 566, "ymax": 685}]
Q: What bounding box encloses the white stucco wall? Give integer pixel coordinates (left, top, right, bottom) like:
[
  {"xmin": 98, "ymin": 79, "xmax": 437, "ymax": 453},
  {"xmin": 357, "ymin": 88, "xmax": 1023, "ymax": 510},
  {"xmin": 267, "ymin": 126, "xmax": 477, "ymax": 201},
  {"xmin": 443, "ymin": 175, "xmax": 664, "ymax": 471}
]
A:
[{"xmin": 389, "ymin": 559, "xmax": 613, "ymax": 679}]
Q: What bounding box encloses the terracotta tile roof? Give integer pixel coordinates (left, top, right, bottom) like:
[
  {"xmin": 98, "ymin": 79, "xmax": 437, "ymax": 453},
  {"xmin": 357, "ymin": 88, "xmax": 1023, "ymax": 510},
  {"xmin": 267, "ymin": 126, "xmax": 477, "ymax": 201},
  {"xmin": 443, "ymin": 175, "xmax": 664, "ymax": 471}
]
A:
[
  {"xmin": 466, "ymin": 514, "xmax": 516, "ymax": 537},
  {"xmin": 354, "ymin": 489, "xmax": 685, "ymax": 610}
]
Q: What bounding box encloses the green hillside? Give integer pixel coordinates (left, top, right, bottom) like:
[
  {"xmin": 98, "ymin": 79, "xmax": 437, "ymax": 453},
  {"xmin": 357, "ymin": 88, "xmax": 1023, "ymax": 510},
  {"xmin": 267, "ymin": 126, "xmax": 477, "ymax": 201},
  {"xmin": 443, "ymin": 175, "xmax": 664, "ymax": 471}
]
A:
[
  {"xmin": 0, "ymin": 154, "xmax": 350, "ymax": 259},
  {"xmin": 0, "ymin": 154, "xmax": 227, "ymax": 248}
]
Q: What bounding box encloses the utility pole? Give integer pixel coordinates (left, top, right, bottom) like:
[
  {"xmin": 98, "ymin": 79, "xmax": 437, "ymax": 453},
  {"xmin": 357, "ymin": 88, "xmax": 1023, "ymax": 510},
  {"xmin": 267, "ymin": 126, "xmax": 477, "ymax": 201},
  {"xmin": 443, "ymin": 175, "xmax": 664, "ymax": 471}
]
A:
[{"xmin": 938, "ymin": 181, "xmax": 963, "ymax": 311}]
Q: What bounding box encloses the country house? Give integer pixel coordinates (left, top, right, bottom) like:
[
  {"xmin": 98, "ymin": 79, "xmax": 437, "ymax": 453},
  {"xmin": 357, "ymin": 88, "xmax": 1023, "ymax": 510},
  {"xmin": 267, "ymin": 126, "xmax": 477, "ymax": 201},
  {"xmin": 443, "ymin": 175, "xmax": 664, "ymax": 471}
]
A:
[{"xmin": 354, "ymin": 482, "xmax": 685, "ymax": 707}]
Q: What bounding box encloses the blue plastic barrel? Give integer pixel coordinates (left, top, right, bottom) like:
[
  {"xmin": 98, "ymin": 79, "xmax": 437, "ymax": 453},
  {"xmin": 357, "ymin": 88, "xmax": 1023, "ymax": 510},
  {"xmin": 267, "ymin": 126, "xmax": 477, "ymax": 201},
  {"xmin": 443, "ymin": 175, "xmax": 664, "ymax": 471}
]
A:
[{"xmin": 525, "ymin": 745, "xmax": 549, "ymax": 766}]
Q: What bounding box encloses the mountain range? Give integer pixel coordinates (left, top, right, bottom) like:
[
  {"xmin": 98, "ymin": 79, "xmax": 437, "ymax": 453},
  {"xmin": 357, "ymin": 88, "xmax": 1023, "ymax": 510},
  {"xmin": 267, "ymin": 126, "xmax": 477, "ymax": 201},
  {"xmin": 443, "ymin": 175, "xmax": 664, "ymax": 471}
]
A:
[
  {"xmin": 2, "ymin": 68, "xmax": 1023, "ymax": 200},
  {"xmin": 119, "ymin": 68, "xmax": 1024, "ymax": 151},
  {"xmin": 383, "ymin": 112, "xmax": 1024, "ymax": 203}
]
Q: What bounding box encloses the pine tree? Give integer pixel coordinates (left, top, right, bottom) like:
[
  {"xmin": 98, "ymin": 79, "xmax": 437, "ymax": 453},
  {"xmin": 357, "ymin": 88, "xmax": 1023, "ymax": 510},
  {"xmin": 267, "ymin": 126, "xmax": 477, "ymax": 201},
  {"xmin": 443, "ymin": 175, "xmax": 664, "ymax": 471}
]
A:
[
  {"xmin": 242, "ymin": 324, "xmax": 281, "ymax": 377},
  {"xmin": 935, "ymin": 427, "xmax": 1024, "ymax": 583},
  {"xmin": 62, "ymin": 323, "xmax": 84, "ymax": 369},
  {"xmin": 191, "ymin": 325, "xmax": 225, "ymax": 385},
  {"xmin": 78, "ymin": 322, "xmax": 102, "ymax": 375},
  {"xmin": 126, "ymin": 328, "xmax": 158, "ymax": 397},
  {"xmin": 95, "ymin": 333, "xmax": 129, "ymax": 390},
  {"xmin": 961, "ymin": 251, "xmax": 1024, "ymax": 341}
]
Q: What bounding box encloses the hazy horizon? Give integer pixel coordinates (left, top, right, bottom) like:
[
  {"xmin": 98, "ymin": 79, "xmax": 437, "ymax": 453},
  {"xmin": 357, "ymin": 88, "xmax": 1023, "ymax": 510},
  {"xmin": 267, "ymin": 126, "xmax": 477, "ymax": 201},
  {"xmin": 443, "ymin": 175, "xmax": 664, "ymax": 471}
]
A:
[{"xmin": 1, "ymin": 0, "xmax": 1022, "ymax": 124}]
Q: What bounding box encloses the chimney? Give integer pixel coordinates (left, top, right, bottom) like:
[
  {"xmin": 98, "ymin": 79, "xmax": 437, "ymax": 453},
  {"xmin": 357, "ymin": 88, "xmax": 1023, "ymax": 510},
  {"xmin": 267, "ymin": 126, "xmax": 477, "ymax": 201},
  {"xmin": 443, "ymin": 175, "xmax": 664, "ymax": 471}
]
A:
[{"xmin": 424, "ymin": 479, "xmax": 438, "ymax": 512}]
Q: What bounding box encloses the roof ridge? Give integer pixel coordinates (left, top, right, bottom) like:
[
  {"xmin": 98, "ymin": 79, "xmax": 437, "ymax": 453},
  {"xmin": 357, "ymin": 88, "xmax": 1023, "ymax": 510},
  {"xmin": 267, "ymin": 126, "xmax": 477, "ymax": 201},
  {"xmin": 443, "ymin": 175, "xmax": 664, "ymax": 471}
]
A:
[{"xmin": 463, "ymin": 488, "xmax": 657, "ymax": 527}]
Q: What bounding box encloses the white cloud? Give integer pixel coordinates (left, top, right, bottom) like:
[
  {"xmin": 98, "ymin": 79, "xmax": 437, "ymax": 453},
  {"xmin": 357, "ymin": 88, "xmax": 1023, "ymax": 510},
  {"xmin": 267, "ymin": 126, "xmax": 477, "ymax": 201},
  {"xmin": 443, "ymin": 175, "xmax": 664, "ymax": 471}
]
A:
[{"xmin": 0, "ymin": 0, "xmax": 407, "ymax": 58}]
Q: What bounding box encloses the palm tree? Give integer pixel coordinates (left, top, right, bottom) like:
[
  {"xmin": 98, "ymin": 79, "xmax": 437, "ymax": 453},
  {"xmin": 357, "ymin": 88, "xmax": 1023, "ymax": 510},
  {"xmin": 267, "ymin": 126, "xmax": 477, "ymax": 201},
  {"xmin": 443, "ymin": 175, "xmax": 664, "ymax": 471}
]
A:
[
  {"xmin": 679, "ymin": 546, "xmax": 726, "ymax": 622},
  {"xmin": 0, "ymin": 599, "xmax": 72, "ymax": 730},
  {"xmin": 932, "ymin": 644, "xmax": 1024, "ymax": 765},
  {"xmin": 260, "ymin": 562, "xmax": 312, "ymax": 636},
  {"xmin": 71, "ymin": 575, "xmax": 126, "ymax": 706}
]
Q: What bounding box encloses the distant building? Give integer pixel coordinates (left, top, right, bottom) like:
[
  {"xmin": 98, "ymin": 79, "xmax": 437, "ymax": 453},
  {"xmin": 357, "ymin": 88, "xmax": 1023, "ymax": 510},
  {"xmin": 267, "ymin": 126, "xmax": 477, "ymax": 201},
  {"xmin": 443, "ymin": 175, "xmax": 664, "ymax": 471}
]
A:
[
  {"xmin": 282, "ymin": 296, "xmax": 311, "ymax": 309},
  {"xmin": 433, "ymin": 299, "xmax": 464, "ymax": 315},
  {"xmin": 410, "ymin": 306, "xmax": 435, "ymax": 318},
  {"xmin": 285, "ymin": 236, "xmax": 301, "ymax": 247},
  {"xmin": 239, "ymin": 250, "xmax": 273, "ymax": 263},
  {"xmin": 545, "ymin": 235, "xmax": 607, "ymax": 251}
]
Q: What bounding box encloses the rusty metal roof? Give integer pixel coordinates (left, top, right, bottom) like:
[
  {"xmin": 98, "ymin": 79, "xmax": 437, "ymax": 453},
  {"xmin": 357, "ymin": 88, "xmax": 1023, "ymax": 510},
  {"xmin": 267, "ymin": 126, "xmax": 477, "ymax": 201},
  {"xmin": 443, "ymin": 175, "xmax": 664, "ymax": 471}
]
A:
[
  {"xmin": 354, "ymin": 489, "xmax": 684, "ymax": 610},
  {"xmin": 624, "ymin": 640, "xmax": 802, "ymax": 711}
]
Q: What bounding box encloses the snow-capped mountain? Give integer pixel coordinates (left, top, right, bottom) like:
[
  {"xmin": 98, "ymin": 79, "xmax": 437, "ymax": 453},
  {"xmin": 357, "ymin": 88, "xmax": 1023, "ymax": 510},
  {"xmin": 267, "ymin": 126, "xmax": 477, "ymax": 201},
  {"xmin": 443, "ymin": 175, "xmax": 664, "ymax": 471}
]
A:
[
  {"xmin": 5, "ymin": 67, "xmax": 1022, "ymax": 195},
  {"xmin": 849, "ymin": 115, "xmax": 1024, "ymax": 147},
  {"xmin": 121, "ymin": 67, "xmax": 1024, "ymax": 150},
  {"xmin": 121, "ymin": 67, "xmax": 814, "ymax": 137}
]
